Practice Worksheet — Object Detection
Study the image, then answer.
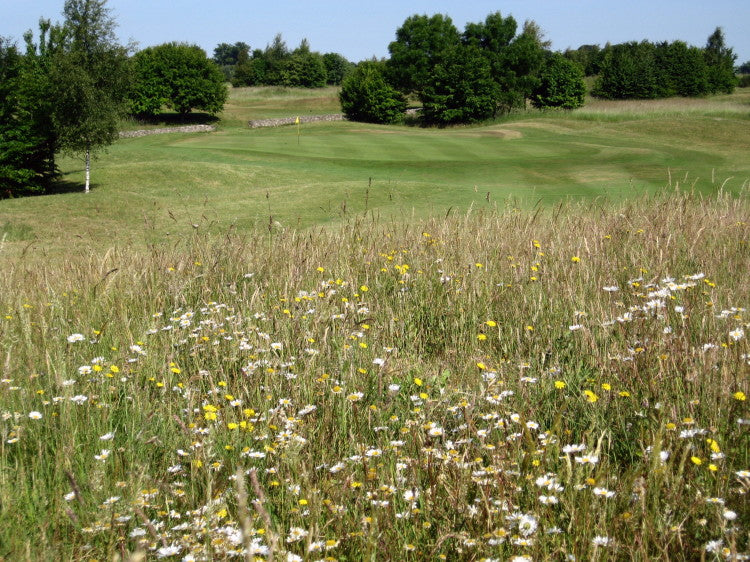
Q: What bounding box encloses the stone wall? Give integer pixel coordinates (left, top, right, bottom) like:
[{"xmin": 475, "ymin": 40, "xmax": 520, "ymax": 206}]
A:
[
  {"xmin": 248, "ymin": 114, "xmax": 345, "ymax": 128},
  {"xmin": 119, "ymin": 124, "xmax": 216, "ymax": 138}
]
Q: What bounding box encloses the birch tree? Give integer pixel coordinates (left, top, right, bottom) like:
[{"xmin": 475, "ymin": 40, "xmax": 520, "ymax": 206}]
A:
[{"xmin": 51, "ymin": 0, "xmax": 130, "ymax": 193}]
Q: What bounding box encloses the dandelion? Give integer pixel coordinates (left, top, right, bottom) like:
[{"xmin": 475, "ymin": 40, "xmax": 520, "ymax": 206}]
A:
[{"xmin": 734, "ymin": 391, "xmax": 747, "ymax": 401}]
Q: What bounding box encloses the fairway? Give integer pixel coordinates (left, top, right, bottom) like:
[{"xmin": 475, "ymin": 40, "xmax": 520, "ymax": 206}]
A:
[{"xmin": 1, "ymin": 87, "xmax": 749, "ymax": 257}]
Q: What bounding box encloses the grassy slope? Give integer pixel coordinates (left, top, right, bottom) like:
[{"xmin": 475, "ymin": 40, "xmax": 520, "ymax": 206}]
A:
[{"xmin": 1, "ymin": 88, "xmax": 749, "ymax": 259}]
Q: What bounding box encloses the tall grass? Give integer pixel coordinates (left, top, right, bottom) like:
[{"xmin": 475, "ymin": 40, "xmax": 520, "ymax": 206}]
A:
[{"xmin": 0, "ymin": 188, "xmax": 748, "ymax": 560}]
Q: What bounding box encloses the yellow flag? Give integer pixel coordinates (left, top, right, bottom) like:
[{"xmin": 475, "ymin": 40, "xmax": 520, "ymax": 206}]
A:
[{"xmin": 295, "ymin": 116, "xmax": 300, "ymax": 124}]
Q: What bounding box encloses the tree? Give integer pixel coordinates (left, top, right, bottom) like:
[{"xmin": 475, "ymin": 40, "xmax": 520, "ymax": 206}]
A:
[
  {"xmin": 704, "ymin": 27, "xmax": 737, "ymax": 94},
  {"xmin": 530, "ymin": 53, "xmax": 586, "ymax": 110},
  {"xmin": 281, "ymin": 40, "xmax": 327, "ymax": 87},
  {"xmin": 0, "ymin": 36, "xmax": 58, "ymax": 197},
  {"xmin": 131, "ymin": 43, "xmax": 227, "ymax": 117},
  {"xmin": 50, "ymin": 0, "xmax": 131, "ymax": 193},
  {"xmin": 339, "ymin": 61, "xmax": 406, "ymax": 124},
  {"xmin": 592, "ymin": 41, "xmax": 659, "ymax": 99},
  {"xmin": 212, "ymin": 41, "xmax": 249, "ymax": 66},
  {"xmin": 387, "ymin": 14, "xmax": 461, "ymax": 95},
  {"xmin": 420, "ymin": 44, "xmax": 498, "ymax": 125},
  {"xmin": 322, "ymin": 52, "xmax": 353, "ymax": 85},
  {"xmin": 737, "ymin": 60, "xmax": 750, "ymax": 74}
]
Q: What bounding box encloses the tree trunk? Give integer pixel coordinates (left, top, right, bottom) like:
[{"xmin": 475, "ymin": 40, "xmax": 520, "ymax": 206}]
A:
[{"xmin": 85, "ymin": 147, "xmax": 90, "ymax": 193}]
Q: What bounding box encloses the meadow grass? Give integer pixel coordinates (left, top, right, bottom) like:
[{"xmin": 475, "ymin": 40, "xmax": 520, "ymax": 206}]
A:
[{"xmin": 0, "ymin": 188, "xmax": 748, "ymax": 560}]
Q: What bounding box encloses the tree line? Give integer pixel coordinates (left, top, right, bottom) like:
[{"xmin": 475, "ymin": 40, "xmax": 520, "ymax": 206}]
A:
[
  {"xmin": 214, "ymin": 37, "xmax": 354, "ymax": 88},
  {"xmin": 564, "ymin": 29, "xmax": 739, "ymax": 98},
  {"xmin": 340, "ymin": 13, "xmax": 740, "ymax": 125},
  {"xmin": 340, "ymin": 12, "xmax": 587, "ymax": 126}
]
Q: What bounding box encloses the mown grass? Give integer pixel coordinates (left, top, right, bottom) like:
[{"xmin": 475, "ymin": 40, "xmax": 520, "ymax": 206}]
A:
[
  {"xmin": 0, "ymin": 87, "xmax": 748, "ymax": 259},
  {"xmin": 0, "ymin": 189, "xmax": 748, "ymax": 560}
]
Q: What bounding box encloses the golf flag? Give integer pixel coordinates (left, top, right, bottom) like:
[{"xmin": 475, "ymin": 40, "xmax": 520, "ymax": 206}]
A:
[
  {"xmin": 295, "ymin": 116, "xmax": 300, "ymax": 144},
  {"xmin": 295, "ymin": 116, "xmax": 300, "ymax": 124}
]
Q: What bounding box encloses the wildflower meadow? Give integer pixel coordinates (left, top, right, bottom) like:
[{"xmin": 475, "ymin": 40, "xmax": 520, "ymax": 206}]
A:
[{"xmin": 1, "ymin": 189, "xmax": 748, "ymax": 560}]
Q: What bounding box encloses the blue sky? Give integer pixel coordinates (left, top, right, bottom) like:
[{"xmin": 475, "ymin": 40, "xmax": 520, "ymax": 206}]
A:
[{"xmin": 3, "ymin": 0, "xmax": 749, "ymax": 64}]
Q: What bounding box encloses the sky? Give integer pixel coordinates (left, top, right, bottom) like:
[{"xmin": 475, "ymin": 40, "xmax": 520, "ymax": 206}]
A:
[{"xmin": 3, "ymin": 0, "xmax": 749, "ymax": 65}]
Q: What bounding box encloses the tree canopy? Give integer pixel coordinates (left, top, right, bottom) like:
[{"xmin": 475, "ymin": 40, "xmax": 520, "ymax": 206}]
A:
[{"xmin": 130, "ymin": 43, "xmax": 227, "ymax": 117}]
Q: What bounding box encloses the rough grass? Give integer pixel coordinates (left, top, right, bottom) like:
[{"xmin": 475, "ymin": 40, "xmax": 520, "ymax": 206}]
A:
[{"xmin": 0, "ymin": 190, "xmax": 748, "ymax": 560}]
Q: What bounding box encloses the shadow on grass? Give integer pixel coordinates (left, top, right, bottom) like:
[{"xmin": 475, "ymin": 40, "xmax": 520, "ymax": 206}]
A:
[
  {"xmin": 47, "ymin": 178, "xmax": 96, "ymax": 195},
  {"xmin": 127, "ymin": 112, "xmax": 220, "ymax": 127}
]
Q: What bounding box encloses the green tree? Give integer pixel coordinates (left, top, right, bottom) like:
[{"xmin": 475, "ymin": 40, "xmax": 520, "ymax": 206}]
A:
[
  {"xmin": 50, "ymin": 0, "xmax": 131, "ymax": 193},
  {"xmin": 322, "ymin": 52, "xmax": 353, "ymax": 85},
  {"xmin": 387, "ymin": 14, "xmax": 461, "ymax": 95},
  {"xmin": 704, "ymin": 27, "xmax": 737, "ymax": 94},
  {"xmin": 530, "ymin": 53, "xmax": 586, "ymax": 110},
  {"xmin": 281, "ymin": 41, "xmax": 327, "ymax": 87},
  {"xmin": 0, "ymin": 36, "xmax": 58, "ymax": 197},
  {"xmin": 593, "ymin": 41, "xmax": 659, "ymax": 99},
  {"xmin": 212, "ymin": 41, "xmax": 249, "ymax": 66},
  {"xmin": 655, "ymin": 41, "xmax": 709, "ymax": 97},
  {"xmin": 420, "ymin": 44, "xmax": 498, "ymax": 125},
  {"xmin": 339, "ymin": 61, "xmax": 406, "ymax": 124},
  {"xmin": 131, "ymin": 43, "xmax": 227, "ymax": 117}
]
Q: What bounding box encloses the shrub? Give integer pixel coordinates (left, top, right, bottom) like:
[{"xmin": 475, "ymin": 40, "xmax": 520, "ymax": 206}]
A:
[{"xmin": 339, "ymin": 61, "xmax": 406, "ymax": 124}]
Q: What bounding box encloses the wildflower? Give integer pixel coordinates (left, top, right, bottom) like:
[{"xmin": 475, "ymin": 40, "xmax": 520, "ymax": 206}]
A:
[
  {"xmin": 156, "ymin": 544, "xmax": 181, "ymax": 558},
  {"xmin": 734, "ymin": 391, "xmax": 747, "ymax": 401},
  {"xmin": 347, "ymin": 392, "xmax": 364, "ymax": 402},
  {"xmin": 94, "ymin": 449, "xmax": 111, "ymax": 462},
  {"xmin": 562, "ymin": 444, "xmax": 586, "ymax": 454},
  {"xmin": 67, "ymin": 333, "xmax": 86, "ymax": 343},
  {"xmin": 575, "ymin": 454, "xmax": 599, "ymax": 465},
  {"xmin": 518, "ymin": 513, "xmax": 538, "ymax": 536},
  {"xmin": 286, "ymin": 527, "xmax": 308, "ymax": 543},
  {"xmin": 99, "ymin": 432, "xmax": 115, "ymax": 441},
  {"xmin": 583, "ymin": 390, "xmax": 598, "ymax": 403},
  {"xmin": 555, "ymin": 381, "xmax": 566, "ymax": 389},
  {"xmin": 571, "ymin": 256, "xmax": 581, "ymax": 262},
  {"xmin": 388, "ymin": 384, "xmax": 400, "ymax": 393},
  {"xmin": 28, "ymin": 411, "xmax": 42, "ymax": 420},
  {"xmin": 592, "ymin": 536, "xmax": 612, "ymax": 547},
  {"xmin": 723, "ymin": 510, "xmax": 738, "ymax": 521},
  {"xmin": 704, "ymin": 539, "xmax": 723, "ymax": 553},
  {"xmin": 729, "ymin": 328, "xmax": 745, "ymax": 341},
  {"xmin": 539, "ymin": 495, "xmax": 559, "ymax": 505},
  {"xmin": 593, "ymin": 487, "xmax": 615, "ymax": 498}
]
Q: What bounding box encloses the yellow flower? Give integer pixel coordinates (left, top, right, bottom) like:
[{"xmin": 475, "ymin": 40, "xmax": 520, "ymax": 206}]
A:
[
  {"xmin": 571, "ymin": 256, "xmax": 581, "ymax": 263},
  {"xmin": 486, "ymin": 320, "xmax": 497, "ymax": 327},
  {"xmin": 554, "ymin": 381, "xmax": 566, "ymax": 389},
  {"xmin": 584, "ymin": 390, "xmax": 599, "ymax": 403},
  {"xmin": 414, "ymin": 378, "xmax": 423, "ymax": 386},
  {"xmin": 601, "ymin": 383, "xmax": 611, "ymax": 391},
  {"xmin": 690, "ymin": 456, "xmax": 702, "ymax": 465},
  {"xmin": 477, "ymin": 334, "xmax": 487, "ymax": 341},
  {"xmin": 733, "ymin": 391, "xmax": 746, "ymax": 401},
  {"xmin": 476, "ymin": 362, "xmax": 486, "ymax": 370}
]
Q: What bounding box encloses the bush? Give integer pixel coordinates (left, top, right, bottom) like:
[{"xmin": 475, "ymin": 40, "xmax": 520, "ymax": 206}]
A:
[
  {"xmin": 339, "ymin": 62, "xmax": 406, "ymax": 124},
  {"xmin": 530, "ymin": 53, "xmax": 586, "ymax": 110}
]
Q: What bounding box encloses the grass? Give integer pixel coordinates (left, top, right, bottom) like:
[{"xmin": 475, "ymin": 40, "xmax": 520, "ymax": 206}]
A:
[
  {"xmin": 0, "ymin": 87, "xmax": 748, "ymax": 259},
  {"xmin": 0, "ymin": 86, "xmax": 749, "ymax": 560},
  {"xmin": 0, "ymin": 190, "xmax": 748, "ymax": 560}
]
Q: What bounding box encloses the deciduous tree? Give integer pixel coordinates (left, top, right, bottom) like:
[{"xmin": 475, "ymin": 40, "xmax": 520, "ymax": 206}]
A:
[
  {"xmin": 339, "ymin": 61, "xmax": 406, "ymax": 124},
  {"xmin": 131, "ymin": 43, "xmax": 227, "ymax": 117}
]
